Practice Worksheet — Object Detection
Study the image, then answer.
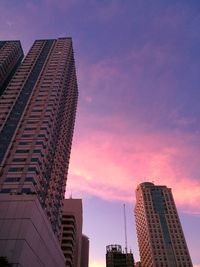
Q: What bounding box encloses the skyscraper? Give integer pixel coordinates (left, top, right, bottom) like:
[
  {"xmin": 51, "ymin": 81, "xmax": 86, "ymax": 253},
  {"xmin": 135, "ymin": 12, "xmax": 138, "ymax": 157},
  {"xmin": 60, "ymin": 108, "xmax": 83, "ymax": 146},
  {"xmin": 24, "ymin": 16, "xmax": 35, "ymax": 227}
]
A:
[
  {"xmin": 61, "ymin": 199, "xmax": 83, "ymax": 267},
  {"xmin": 106, "ymin": 244, "xmax": 134, "ymax": 267},
  {"xmin": 0, "ymin": 40, "xmax": 23, "ymax": 96},
  {"xmin": 134, "ymin": 182, "xmax": 193, "ymax": 267},
  {"xmin": 0, "ymin": 38, "xmax": 78, "ymax": 236}
]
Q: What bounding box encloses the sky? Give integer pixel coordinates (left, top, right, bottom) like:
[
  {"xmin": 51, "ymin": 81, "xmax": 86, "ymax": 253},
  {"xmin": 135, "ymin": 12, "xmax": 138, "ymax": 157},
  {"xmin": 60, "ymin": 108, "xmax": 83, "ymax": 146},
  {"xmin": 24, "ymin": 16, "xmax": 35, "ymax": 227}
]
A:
[{"xmin": 1, "ymin": 0, "xmax": 200, "ymax": 266}]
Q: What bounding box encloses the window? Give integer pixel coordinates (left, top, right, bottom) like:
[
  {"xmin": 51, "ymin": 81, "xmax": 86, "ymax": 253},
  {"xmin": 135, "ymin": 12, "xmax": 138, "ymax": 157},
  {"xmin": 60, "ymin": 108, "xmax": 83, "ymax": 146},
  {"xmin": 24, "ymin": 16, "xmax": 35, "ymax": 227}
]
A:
[
  {"xmin": 33, "ymin": 149, "xmax": 41, "ymax": 153},
  {"xmin": 21, "ymin": 188, "xmax": 32, "ymax": 193},
  {"xmin": 5, "ymin": 177, "xmax": 20, "ymax": 182},
  {"xmin": 13, "ymin": 158, "xmax": 26, "ymax": 162},
  {"xmin": 16, "ymin": 149, "xmax": 29, "ymax": 153},
  {"xmin": 28, "ymin": 167, "xmax": 38, "ymax": 172},
  {"xmin": 9, "ymin": 167, "xmax": 24, "ymax": 172},
  {"xmin": 31, "ymin": 158, "xmax": 39, "ymax": 162},
  {"xmin": 1, "ymin": 188, "xmax": 11, "ymax": 193},
  {"xmin": 25, "ymin": 177, "xmax": 36, "ymax": 185},
  {"xmin": 19, "ymin": 141, "xmax": 31, "ymax": 145}
]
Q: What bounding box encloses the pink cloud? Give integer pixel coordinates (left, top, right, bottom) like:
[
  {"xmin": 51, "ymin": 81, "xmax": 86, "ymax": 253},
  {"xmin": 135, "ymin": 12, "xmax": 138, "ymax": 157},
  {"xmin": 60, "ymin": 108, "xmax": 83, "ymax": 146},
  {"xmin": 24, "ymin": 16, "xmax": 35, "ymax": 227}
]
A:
[
  {"xmin": 67, "ymin": 115, "xmax": 200, "ymax": 213},
  {"xmin": 70, "ymin": 48, "xmax": 200, "ymax": 216}
]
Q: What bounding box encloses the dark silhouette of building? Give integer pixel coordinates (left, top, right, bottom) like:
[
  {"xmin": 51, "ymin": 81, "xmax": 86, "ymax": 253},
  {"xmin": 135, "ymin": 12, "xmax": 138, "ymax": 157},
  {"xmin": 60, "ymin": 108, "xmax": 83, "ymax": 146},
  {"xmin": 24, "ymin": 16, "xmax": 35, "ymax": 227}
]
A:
[
  {"xmin": 81, "ymin": 234, "xmax": 89, "ymax": 267},
  {"xmin": 0, "ymin": 40, "xmax": 23, "ymax": 95},
  {"xmin": 106, "ymin": 244, "xmax": 134, "ymax": 267},
  {"xmin": 135, "ymin": 182, "xmax": 193, "ymax": 267}
]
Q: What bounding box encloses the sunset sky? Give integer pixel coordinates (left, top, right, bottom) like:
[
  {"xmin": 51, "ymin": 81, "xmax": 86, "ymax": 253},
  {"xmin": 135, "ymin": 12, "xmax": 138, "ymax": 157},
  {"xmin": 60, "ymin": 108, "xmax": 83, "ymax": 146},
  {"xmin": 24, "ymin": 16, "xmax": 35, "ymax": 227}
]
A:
[{"xmin": 1, "ymin": 0, "xmax": 200, "ymax": 266}]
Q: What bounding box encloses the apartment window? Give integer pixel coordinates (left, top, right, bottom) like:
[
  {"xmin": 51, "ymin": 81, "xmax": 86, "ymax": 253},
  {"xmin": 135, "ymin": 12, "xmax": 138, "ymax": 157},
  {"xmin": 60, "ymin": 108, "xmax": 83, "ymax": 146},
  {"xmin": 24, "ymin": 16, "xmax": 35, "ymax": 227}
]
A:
[
  {"xmin": 21, "ymin": 188, "xmax": 32, "ymax": 193},
  {"xmin": 19, "ymin": 141, "xmax": 31, "ymax": 145},
  {"xmin": 38, "ymin": 134, "xmax": 46, "ymax": 137},
  {"xmin": 25, "ymin": 177, "xmax": 36, "ymax": 185},
  {"xmin": 13, "ymin": 158, "xmax": 26, "ymax": 162},
  {"xmin": 21, "ymin": 134, "xmax": 33, "ymax": 138},
  {"xmin": 36, "ymin": 141, "xmax": 44, "ymax": 145},
  {"xmin": 9, "ymin": 167, "xmax": 24, "ymax": 172},
  {"xmin": 28, "ymin": 167, "xmax": 38, "ymax": 172},
  {"xmin": 1, "ymin": 189, "xmax": 11, "ymax": 193},
  {"xmin": 5, "ymin": 177, "xmax": 20, "ymax": 182},
  {"xmin": 33, "ymin": 149, "xmax": 41, "ymax": 153},
  {"xmin": 31, "ymin": 158, "xmax": 39, "ymax": 162},
  {"xmin": 16, "ymin": 149, "xmax": 29, "ymax": 153}
]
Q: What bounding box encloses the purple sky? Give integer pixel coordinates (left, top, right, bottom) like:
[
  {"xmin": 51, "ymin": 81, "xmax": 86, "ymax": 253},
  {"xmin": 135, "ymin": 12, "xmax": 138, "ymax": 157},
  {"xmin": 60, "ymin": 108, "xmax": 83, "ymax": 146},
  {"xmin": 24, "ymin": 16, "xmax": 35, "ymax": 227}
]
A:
[{"xmin": 1, "ymin": 0, "xmax": 200, "ymax": 266}]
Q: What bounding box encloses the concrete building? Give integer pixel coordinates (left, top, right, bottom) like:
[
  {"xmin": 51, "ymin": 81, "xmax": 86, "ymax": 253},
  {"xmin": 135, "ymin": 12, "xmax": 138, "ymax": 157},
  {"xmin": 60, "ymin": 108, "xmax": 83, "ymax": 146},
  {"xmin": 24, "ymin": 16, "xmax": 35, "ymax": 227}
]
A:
[
  {"xmin": 0, "ymin": 40, "xmax": 23, "ymax": 96},
  {"xmin": 0, "ymin": 194, "xmax": 65, "ymax": 267},
  {"xmin": 134, "ymin": 182, "xmax": 193, "ymax": 267},
  {"xmin": 106, "ymin": 244, "xmax": 134, "ymax": 267},
  {"xmin": 61, "ymin": 199, "xmax": 83, "ymax": 267},
  {"xmin": 81, "ymin": 234, "xmax": 89, "ymax": 267},
  {"xmin": 0, "ymin": 37, "xmax": 78, "ymax": 266}
]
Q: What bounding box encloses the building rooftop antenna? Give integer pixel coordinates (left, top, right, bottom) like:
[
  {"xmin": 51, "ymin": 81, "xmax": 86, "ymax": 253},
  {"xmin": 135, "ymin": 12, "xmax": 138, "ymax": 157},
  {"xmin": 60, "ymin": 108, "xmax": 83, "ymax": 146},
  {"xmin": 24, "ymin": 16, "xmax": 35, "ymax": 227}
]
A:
[{"xmin": 123, "ymin": 204, "xmax": 128, "ymax": 254}]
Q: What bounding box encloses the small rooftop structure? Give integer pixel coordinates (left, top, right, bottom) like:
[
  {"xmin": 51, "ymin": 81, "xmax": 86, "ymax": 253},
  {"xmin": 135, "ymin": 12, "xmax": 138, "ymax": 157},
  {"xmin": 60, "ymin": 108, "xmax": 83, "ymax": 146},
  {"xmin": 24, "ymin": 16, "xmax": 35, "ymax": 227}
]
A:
[{"xmin": 106, "ymin": 244, "xmax": 122, "ymax": 253}]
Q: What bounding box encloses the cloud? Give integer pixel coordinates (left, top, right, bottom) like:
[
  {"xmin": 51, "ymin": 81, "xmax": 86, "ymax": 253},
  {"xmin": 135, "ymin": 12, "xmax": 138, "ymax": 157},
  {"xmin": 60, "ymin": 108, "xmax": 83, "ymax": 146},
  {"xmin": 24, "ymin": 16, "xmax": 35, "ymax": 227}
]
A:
[
  {"xmin": 71, "ymin": 44, "xmax": 200, "ymax": 216},
  {"xmin": 77, "ymin": 42, "xmax": 199, "ymax": 136},
  {"xmin": 68, "ymin": 114, "xmax": 200, "ymax": 214}
]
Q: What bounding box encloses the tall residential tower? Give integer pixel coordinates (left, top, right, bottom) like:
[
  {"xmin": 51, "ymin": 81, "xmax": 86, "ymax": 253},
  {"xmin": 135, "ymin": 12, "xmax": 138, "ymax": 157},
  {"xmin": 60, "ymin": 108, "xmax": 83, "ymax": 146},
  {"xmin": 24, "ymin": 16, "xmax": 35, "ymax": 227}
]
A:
[
  {"xmin": 0, "ymin": 40, "xmax": 23, "ymax": 95},
  {"xmin": 134, "ymin": 182, "xmax": 193, "ymax": 267},
  {"xmin": 0, "ymin": 38, "xmax": 78, "ymax": 236},
  {"xmin": 0, "ymin": 37, "xmax": 78, "ymax": 267}
]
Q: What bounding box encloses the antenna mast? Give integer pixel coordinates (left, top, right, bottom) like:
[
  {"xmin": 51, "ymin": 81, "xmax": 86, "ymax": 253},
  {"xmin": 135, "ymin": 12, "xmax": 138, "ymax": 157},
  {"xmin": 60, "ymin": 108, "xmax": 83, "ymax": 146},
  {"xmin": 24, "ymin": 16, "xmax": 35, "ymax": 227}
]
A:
[{"xmin": 123, "ymin": 204, "xmax": 128, "ymax": 254}]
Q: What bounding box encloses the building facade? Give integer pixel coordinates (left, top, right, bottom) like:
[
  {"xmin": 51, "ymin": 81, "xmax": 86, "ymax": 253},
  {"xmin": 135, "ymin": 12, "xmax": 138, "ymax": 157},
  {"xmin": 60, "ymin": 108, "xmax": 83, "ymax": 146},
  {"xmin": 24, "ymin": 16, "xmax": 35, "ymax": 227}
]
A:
[
  {"xmin": 0, "ymin": 38, "xmax": 78, "ymax": 236},
  {"xmin": 61, "ymin": 199, "xmax": 83, "ymax": 267},
  {"xmin": 81, "ymin": 234, "xmax": 89, "ymax": 267},
  {"xmin": 106, "ymin": 244, "xmax": 134, "ymax": 267},
  {"xmin": 0, "ymin": 40, "xmax": 23, "ymax": 96},
  {"xmin": 134, "ymin": 182, "xmax": 193, "ymax": 267},
  {"xmin": 0, "ymin": 194, "xmax": 66, "ymax": 267}
]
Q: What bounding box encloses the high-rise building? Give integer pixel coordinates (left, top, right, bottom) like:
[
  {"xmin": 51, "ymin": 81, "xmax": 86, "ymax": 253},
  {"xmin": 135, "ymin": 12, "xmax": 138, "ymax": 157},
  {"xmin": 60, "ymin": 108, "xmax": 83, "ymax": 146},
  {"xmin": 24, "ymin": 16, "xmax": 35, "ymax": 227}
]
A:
[
  {"xmin": 106, "ymin": 244, "xmax": 134, "ymax": 267},
  {"xmin": 81, "ymin": 234, "xmax": 89, "ymax": 267},
  {"xmin": 61, "ymin": 211, "xmax": 77, "ymax": 267},
  {"xmin": 0, "ymin": 37, "xmax": 78, "ymax": 267},
  {"xmin": 134, "ymin": 182, "xmax": 193, "ymax": 267},
  {"xmin": 0, "ymin": 37, "xmax": 78, "ymax": 235},
  {"xmin": 0, "ymin": 40, "xmax": 23, "ymax": 96},
  {"xmin": 61, "ymin": 199, "xmax": 83, "ymax": 267}
]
